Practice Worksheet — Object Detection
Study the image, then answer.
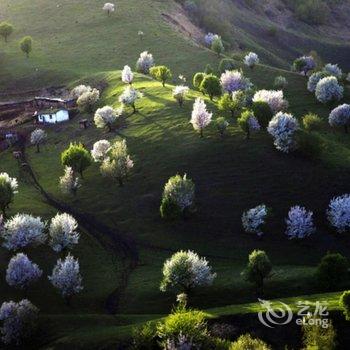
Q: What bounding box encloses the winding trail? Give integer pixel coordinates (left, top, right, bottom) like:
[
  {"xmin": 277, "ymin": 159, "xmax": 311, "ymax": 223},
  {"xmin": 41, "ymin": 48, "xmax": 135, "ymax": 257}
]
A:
[{"xmin": 19, "ymin": 144, "xmax": 139, "ymax": 314}]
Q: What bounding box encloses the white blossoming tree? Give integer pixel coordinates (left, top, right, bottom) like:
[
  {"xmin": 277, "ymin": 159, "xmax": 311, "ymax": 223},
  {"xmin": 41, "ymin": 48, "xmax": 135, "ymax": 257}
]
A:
[
  {"xmin": 70, "ymin": 84, "xmax": 91, "ymax": 99},
  {"xmin": 6, "ymin": 253, "xmax": 42, "ymax": 289},
  {"xmin": 49, "ymin": 254, "xmax": 83, "ymax": 304},
  {"xmin": 307, "ymin": 71, "xmax": 329, "ymax": 93},
  {"xmin": 76, "ymin": 87, "xmax": 100, "ymax": 112},
  {"xmin": 0, "ymin": 299, "xmax": 38, "ymax": 345},
  {"xmin": 91, "ymin": 140, "xmax": 111, "ymax": 162},
  {"xmin": 59, "ymin": 166, "xmax": 80, "ymax": 196},
  {"xmin": 0, "ymin": 172, "xmax": 18, "ymax": 217},
  {"xmin": 122, "ymin": 65, "xmax": 134, "ymax": 84},
  {"xmin": 160, "ymin": 174, "xmax": 195, "ymax": 219},
  {"xmin": 244, "ymin": 52, "xmax": 259, "ymax": 69},
  {"xmin": 242, "ymin": 204, "xmax": 268, "ymax": 237},
  {"xmin": 267, "ymin": 112, "xmax": 299, "ymax": 153},
  {"xmin": 119, "ymin": 86, "xmax": 143, "ymax": 113},
  {"xmin": 285, "ymin": 206, "xmax": 315, "ymax": 239},
  {"xmin": 253, "ymin": 90, "xmax": 288, "ymax": 114},
  {"xmin": 102, "ymin": 3, "xmax": 115, "ymax": 16},
  {"xmin": 220, "ymin": 70, "xmax": 251, "ymax": 94},
  {"xmin": 324, "ymin": 63, "xmax": 342, "ymax": 79},
  {"xmin": 94, "ymin": 105, "xmax": 119, "ymax": 132},
  {"xmin": 160, "ymin": 250, "xmax": 216, "ymax": 293},
  {"xmin": 1, "ymin": 213, "xmax": 46, "ymax": 251},
  {"xmin": 327, "ymin": 194, "xmax": 350, "ymax": 233},
  {"xmin": 292, "ymin": 56, "xmax": 316, "ymax": 76},
  {"xmin": 329, "ymin": 104, "xmax": 350, "ymax": 133},
  {"xmin": 190, "ymin": 98, "xmax": 212, "ymax": 137},
  {"xmin": 315, "ymin": 76, "xmax": 343, "ymax": 104},
  {"xmin": 30, "ymin": 128, "xmax": 47, "ymax": 153},
  {"xmin": 100, "ymin": 140, "xmax": 134, "ymax": 186},
  {"xmin": 173, "ymin": 85, "xmax": 189, "ymax": 107},
  {"xmin": 136, "ymin": 51, "xmax": 154, "ymax": 74},
  {"xmin": 49, "ymin": 213, "xmax": 79, "ymax": 252}
]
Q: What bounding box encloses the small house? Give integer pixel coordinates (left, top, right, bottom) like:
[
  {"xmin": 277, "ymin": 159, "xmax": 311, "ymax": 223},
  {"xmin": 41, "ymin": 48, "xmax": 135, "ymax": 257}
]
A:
[{"xmin": 35, "ymin": 108, "xmax": 69, "ymax": 124}]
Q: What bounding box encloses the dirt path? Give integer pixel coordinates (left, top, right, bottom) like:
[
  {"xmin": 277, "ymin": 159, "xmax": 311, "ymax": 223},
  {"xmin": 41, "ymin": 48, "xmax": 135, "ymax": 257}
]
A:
[{"xmin": 19, "ymin": 144, "xmax": 139, "ymax": 314}]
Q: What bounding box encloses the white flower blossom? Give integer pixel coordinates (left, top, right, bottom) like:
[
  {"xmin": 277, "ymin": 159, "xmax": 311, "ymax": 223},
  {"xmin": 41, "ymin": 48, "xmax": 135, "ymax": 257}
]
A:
[
  {"xmin": 307, "ymin": 71, "xmax": 329, "ymax": 93},
  {"xmin": 122, "ymin": 65, "xmax": 134, "ymax": 84},
  {"xmin": 6, "ymin": 253, "xmax": 42, "ymax": 289},
  {"xmin": 1, "ymin": 213, "xmax": 46, "ymax": 251},
  {"xmin": 327, "ymin": 194, "xmax": 350, "ymax": 233},
  {"xmin": 49, "ymin": 213, "xmax": 79, "ymax": 252},
  {"xmin": 70, "ymin": 84, "xmax": 91, "ymax": 99},
  {"xmin": 244, "ymin": 52, "xmax": 259, "ymax": 68},
  {"xmin": 30, "ymin": 129, "xmax": 47, "ymax": 152},
  {"xmin": 91, "ymin": 140, "xmax": 111, "ymax": 162},
  {"xmin": 267, "ymin": 112, "xmax": 299, "ymax": 153},
  {"xmin": 253, "ymin": 90, "xmax": 288, "ymax": 114},
  {"xmin": 242, "ymin": 204, "xmax": 268, "ymax": 237},
  {"xmin": 220, "ymin": 70, "xmax": 252, "ymax": 93},
  {"xmin": 315, "ymin": 76, "xmax": 343, "ymax": 104},
  {"xmin": 285, "ymin": 206, "xmax": 315, "ymax": 239},
  {"xmin": 59, "ymin": 166, "xmax": 80, "ymax": 196},
  {"xmin": 190, "ymin": 98, "xmax": 212, "ymax": 137},
  {"xmin": 94, "ymin": 105, "xmax": 119, "ymax": 131},
  {"xmin": 173, "ymin": 85, "xmax": 189, "ymax": 107},
  {"xmin": 102, "ymin": 3, "xmax": 115, "ymax": 15},
  {"xmin": 136, "ymin": 51, "xmax": 154, "ymax": 74},
  {"xmin": 324, "ymin": 63, "xmax": 342, "ymax": 79},
  {"xmin": 119, "ymin": 86, "xmax": 143, "ymax": 112},
  {"xmin": 329, "ymin": 104, "xmax": 350, "ymax": 132}
]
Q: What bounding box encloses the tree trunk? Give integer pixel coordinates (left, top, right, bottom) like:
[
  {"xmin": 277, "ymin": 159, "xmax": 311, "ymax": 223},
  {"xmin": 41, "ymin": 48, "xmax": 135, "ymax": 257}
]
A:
[
  {"xmin": 345, "ymin": 125, "xmax": 348, "ymax": 134},
  {"xmin": 162, "ymin": 81, "xmax": 165, "ymax": 87},
  {"xmin": 200, "ymin": 129, "xmax": 203, "ymax": 138},
  {"xmin": 118, "ymin": 178, "xmax": 124, "ymax": 187},
  {"xmin": 132, "ymin": 104, "xmax": 136, "ymax": 114},
  {"xmin": 79, "ymin": 170, "xmax": 84, "ymax": 179},
  {"xmin": 36, "ymin": 144, "xmax": 40, "ymax": 153}
]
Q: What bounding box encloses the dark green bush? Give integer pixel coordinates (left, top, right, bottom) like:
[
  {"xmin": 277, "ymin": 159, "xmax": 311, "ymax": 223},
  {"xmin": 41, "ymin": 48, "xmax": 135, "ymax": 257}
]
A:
[
  {"xmin": 340, "ymin": 290, "xmax": 350, "ymax": 320},
  {"xmin": 218, "ymin": 58, "xmax": 236, "ymax": 73},
  {"xmin": 160, "ymin": 197, "xmax": 182, "ymax": 220},
  {"xmin": 251, "ymin": 101, "xmax": 273, "ymax": 128},
  {"xmin": 296, "ymin": 130, "xmax": 323, "ymax": 159},
  {"xmin": 193, "ymin": 72, "xmax": 206, "ymax": 89},
  {"xmin": 302, "ymin": 113, "xmax": 323, "ymax": 131},
  {"xmin": 131, "ymin": 322, "xmax": 158, "ymax": 349}
]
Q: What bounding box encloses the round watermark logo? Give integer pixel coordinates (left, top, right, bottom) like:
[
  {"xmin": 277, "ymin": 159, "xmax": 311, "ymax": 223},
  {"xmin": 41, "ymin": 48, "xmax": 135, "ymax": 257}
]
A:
[{"xmin": 258, "ymin": 298, "xmax": 293, "ymax": 328}]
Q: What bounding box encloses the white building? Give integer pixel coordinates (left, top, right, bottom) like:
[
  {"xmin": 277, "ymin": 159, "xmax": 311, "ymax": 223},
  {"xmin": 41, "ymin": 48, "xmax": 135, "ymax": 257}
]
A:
[{"xmin": 36, "ymin": 109, "xmax": 69, "ymax": 124}]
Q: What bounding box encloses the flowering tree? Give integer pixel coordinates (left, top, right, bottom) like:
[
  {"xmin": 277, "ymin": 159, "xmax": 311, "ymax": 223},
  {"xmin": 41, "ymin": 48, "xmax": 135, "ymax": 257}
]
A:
[
  {"xmin": 190, "ymin": 98, "xmax": 212, "ymax": 137},
  {"xmin": 70, "ymin": 84, "xmax": 91, "ymax": 99},
  {"xmin": 324, "ymin": 63, "xmax": 342, "ymax": 79},
  {"xmin": 253, "ymin": 90, "xmax": 288, "ymax": 114},
  {"xmin": 150, "ymin": 65, "xmax": 172, "ymax": 87},
  {"xmin": 100, "ymin": 140, "xmax": 134, "ymax": 186},
  {"xmin": 76, "ymin": 87, "xmax": 100, "ymax": 112},
  {"xmin": 173, "ymin": 85, "xmax": 189, "ymax": 107},
  {"xmin": 160, "ymin": 174, "xmax": 195, "ymax": 219},
  {"xmin": 242, "ymin": 204, "xmax": 268, "ymax": 237},
  {"xmin": 6, "ymin": 253, "xmax": 42, "ymax": 289},
  {"xmin": 49, "ymin": 254, "xmax": 83, "ymax": 304},
  {"xmin": 94, "ymin": 105, "xmax": 119, "ymax": 132},
  {"xmin": 91, "ymin": 140, "xmax": 111, "ymax": 162},
  {"xmin": 30, "ymin": 129, "xmax": 47, "ymax": 153},
  {"xmin": 122, "ymin": 65, "xmax": 134, "ymax": 84},
  {"xmin": 204, "ymin": 32, "xmax": 219, "ymax": 47},
  {"xmin": 244, "ymin": 52, "xmax": 259, "ymax": 69},
  {"xmin": 327, "ymin": 194, "xmax": 350, "ymax": 233},
  {"xmin": 292, "ymin": 56, "xmax": 316, "ymax": 76},
  {"xmin": 307, "ymin": 71, "xmax": 329, "ymax": 93},
  {"xmin": 49, "ymin": 213, "xmax": 79, "ymax": 252},
  {"xmin": 220, "ymin": 70, "xmax": 251, "ymax": 94},
  {"xmin": 119, "ymin": 86, "xmax": 143, "ymax": 113},
  {"xmin": 2, "ymin": 213, "xmax": 46, "ymax": 251},
  {"xmin": 0, "ymin": 172, "xmax": 18, "ymax": 217},
  {"xmin": 59, "ymin": 166, "xmax": 80, "ymax": 196},
  {"xmin": 0, "ymin": 299, "xmax": 38, "ymax": 345},
  {"xmin": 267, "ymin": 112, "xmax": 300, "ymax": 153},
  {"xmin": 136, "ymin": 51, "xmax": 154, "ymax": 74},
  {"xmin": 102, "ymin": 3, "xmax": 115, "ymax": 15},
  {"xmin": 285, "ymin": 206, "xmax": 315, "ymax": 239},
  {"xmin": 315, "ymin": 76, "xmax": 343, "ymax": 104},
  {"xmin": 160, "ymin": 250, "xmax": 216, "ymax": 292},
  {"xmin": 237, "ymin": 110, "xmax": 261, "ymax": 139},
  {"xmin": 329, "ymin": 104, "xmax": 350, "ymax": 133}
]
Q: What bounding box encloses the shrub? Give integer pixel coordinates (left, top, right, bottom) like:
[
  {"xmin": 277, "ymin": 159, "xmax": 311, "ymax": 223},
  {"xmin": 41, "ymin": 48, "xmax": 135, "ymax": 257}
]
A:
[
  {"xmin": 296, "ymin": 0, "xmax": 328, "ymax": 25},
  {"xmin": 59, "ymin": 166, "xmax": 80, "ymax": 196},
  {"xmin": 204, "ymin": 32, "xmax": 219, "ymax": 47},
  {"xmin": 340, "ymin": 290, "xmax": 350, "ymax": 320},
  {"xmin": 160, "ymin": 174, "xmax": 195, "ymax": 219},
  {"xmin": 160, "ymin": 250, "xmax": 216, "ymax": 292},
  {"xmin": 150, "ymin": 65, "xmax": 172, "ymax": 87},
  {"xmin": 0, "ymin": 22, "xmax": 14, "ymax": 42},
  {"xmin": 324, "ymin": 63, "xmax": 342, "ymax": 79},
  {"xmin": 296, "ymin": 130, "xmax": 323, "ymax": 159},
  {"xmin": 61, "ymin": 143, "xmax": 92, "ymax": 178},
  {"xmin": 173, "ymin": 85, "xmax": 189, "ymax": 107},
  {"xmin": 243, "ymin": 250, "xmax": 272, "ymax": 294},
  {"xmin": 204, "ymin": 64, "xmax": 214, "ymax": 75},
  {"xmin": 216, "ymin": 117, "xmax": 229, "ymax": 136},
  {"xmin": 200, "ymin": 74, "xmax": 222, "ymax": 100},
  {"xmin": 211, "ymin": 36, "xmax": 224, "ymax": 57},
  {"xmin": 19, "ymin": 36, "xmax": 32, "ymax": 58},
  {"xmin": 307, "ymin": 71, "xmax": 329, "ymax": 93},
  {"xmin": 76, "ymin": 87, "xmax": 100, "ymax": 112},
  {"xmin": 218, "ymin": 92, "xmax": 246, "ymax": 118},
  {"xmin": 0, "ymin": 172, "xmax": 18, "ymax": 217},
  {"xmin": 316, "ymin": 252, "xmax": 348, "ymax": 289},
  {"xmin": 94, "ymin": 106, "xmax": 119, "ymax": 131},
  {"xmin": 292, "ymin": 55, "xmax": 316, "ymax": 75},
  {"xmin": 237, "ymin": 110, "xmax": 261, "ymax": 139},
  {"xmin": 252, "ymin": 101, "xmax": 273, "ymax": 128},
  {"xmin": 193, "ymin": 72, "xmax": 206, "ymax": 90},
  {"xmin": 244, "ymin": 52, "xmax": 259, "ymax": 69},
  {"xmin": 136, "ymin": 51, "xmax": 155, "ymax": 74},
  {"xmin": 218, "ymin": 58, "xmax": 236, "ymax": 73},
  {"xmin": 315, "ymin": 76, "xmax": 343, "ymax": 104},
  {"xmin": 131, "ymin": 322, "xmax": 157, "ymax": 349},
  {"xmin": 302, "ymin": 113, "xmax": 323, "ymax": 131},
  {"xmin": 274, "ymin": 76, "xmax": 288, "ymax": 89},
  {"xmin": 230, "ymin": 333, "xmax": 271, "ymax": 350}
]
